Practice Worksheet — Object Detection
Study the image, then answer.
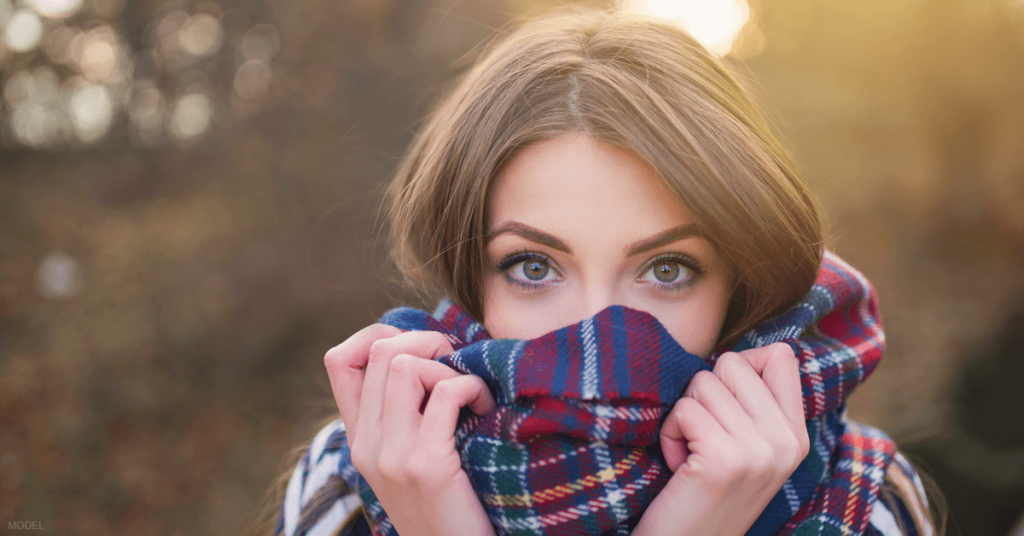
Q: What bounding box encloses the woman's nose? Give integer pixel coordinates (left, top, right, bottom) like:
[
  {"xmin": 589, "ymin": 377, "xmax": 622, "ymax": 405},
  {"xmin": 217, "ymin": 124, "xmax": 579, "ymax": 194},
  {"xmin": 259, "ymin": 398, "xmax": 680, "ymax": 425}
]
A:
[{"xmin": 579, "ymin": 288, "xmax": 621, "ymax": 320}]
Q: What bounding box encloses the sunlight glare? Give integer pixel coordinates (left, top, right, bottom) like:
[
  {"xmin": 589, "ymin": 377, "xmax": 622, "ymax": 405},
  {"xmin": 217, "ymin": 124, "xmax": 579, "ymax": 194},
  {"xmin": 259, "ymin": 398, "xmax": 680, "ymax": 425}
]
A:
[{"xmin": 619, "ymin": 0, "xmax": 750, "ymax": 57}]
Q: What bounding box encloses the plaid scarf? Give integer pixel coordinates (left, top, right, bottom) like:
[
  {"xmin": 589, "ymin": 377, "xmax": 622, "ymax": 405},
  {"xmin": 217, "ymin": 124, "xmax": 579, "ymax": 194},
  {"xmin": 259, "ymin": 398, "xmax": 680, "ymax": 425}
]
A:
[{"xmin": 293, "ymin": 250, "xmax": 897, "ymax": 536}]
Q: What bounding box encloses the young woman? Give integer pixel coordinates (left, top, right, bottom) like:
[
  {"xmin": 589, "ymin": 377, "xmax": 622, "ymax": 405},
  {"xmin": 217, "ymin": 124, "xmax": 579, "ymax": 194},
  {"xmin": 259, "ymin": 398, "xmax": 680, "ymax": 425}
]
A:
[{"xmin": 256, "ymin": 7, "xmax": 940, "ymax": 536}]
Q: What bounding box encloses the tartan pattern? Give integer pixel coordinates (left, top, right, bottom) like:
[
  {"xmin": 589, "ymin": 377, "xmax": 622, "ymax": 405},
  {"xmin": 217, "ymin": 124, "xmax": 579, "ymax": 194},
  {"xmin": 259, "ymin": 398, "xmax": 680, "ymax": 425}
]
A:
[
  {"xmin": 375, "ymin": 302, "xmax": 710, "ymax": 536},
  {"xmin": 283, "ymin": 250, "xmax": 898, "ymax": 536}
]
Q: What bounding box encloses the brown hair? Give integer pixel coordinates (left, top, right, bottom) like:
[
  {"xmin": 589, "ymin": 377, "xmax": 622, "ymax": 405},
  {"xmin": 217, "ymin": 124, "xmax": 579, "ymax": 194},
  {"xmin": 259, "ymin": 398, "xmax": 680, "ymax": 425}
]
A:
[
  {"xmin": 249, "ymin": 6, "xmax": 943, "ymax": 535},
  {"xmin": 387, "ymin": 6, "xmax": 821, "ymax": 348}
]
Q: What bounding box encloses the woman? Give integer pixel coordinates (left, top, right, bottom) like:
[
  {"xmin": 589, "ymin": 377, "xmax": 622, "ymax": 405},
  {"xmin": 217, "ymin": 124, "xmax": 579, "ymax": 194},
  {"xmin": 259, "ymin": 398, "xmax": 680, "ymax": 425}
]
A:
[{"xmin": 258, "ymin": 7, "xmax": 940, "ymax": 536}]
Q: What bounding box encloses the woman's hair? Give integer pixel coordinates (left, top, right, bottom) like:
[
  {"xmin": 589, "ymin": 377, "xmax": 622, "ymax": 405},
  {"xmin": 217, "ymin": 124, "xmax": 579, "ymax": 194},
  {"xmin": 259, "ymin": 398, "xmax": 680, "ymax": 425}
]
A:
[
  {"xmin": 387, "ymin": 7, "xmax": 822, "ymax": 348},
  {"xmin": 249, "ymin": 7, "xmax": 944, "ymax": 535}
]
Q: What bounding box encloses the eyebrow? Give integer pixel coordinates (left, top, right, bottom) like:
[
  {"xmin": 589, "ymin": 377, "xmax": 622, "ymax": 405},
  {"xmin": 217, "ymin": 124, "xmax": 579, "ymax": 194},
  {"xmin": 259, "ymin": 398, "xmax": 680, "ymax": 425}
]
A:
[
  {"xmin": 486, "ymin": 222, "xmax": 573, "ymax": 253},
  {"xmin": 623, "ymin": 224, "xmax": 701, "ymax": 257},
  {"xmin": 486, "ymin": 222, "xmax": 702, "ymax": 257}
]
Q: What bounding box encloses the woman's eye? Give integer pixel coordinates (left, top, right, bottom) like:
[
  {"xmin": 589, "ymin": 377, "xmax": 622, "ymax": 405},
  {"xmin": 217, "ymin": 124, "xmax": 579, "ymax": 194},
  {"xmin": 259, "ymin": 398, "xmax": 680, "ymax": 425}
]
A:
[
  {"xmin": 641, "ymin": 260, "xmax": 693, "ymax": 285},
  {"xmin": 494, "ymin": 251, "xmax": 562, "ymax": 289},
  {"xmin": 509, "ymin": 258, "xmax": 556, "ymax": 282}
]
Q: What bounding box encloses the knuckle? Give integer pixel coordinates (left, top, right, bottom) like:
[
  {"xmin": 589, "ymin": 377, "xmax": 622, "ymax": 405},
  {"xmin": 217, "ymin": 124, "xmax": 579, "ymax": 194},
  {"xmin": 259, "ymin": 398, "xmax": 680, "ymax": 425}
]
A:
[
  {"xmin": 796, "ymin": 429, "xmax": 811, "ymax": 457},
  {"xmin": 672, "ymin": 397, "xmax": 702, "ymax": 424},
  {"xmin": 368, "ymin": 338, "xmax": 394, "ymax": 363},
  {"xmin": 376, "ymin": 455, "xmax": 405, "ymax": 481},
  {"xmin": 432, "ymin": 378, "xmax": 457, "ymax": 400},
  {"xmin": 405, "ymin": 455, "xmax": 435, "ymax": 488},
  {"xmin": 388, "ymin": 354, "xmax": 415, "ymax": 375},
  {"xmin": 350, "ymin": 446, "xmax": 374, "ymax": 476},
  {"xmin": 361, "ymin": 324, "xmax": 401, "ymax": 343},
  {"xmin": 775, "ymin": 434, "xmax": 799, "ymax": 461},
  {"xmin": 770, "ymin": 342, "xmax": 798, "ymax": 363},
  {"xmin": 425, "ymin": 331, "xmax": 453, "ymax": 349},
  {"xmin": 716, "ymin": 352, "xmax": 746, "ymax": 375},
  {"xmin": 718, "ymin": 351, "xmax": 743, "ymax": 365},
  {"xmin": 772, "ymin": 428, "xmax": 810, "ymax": 471},
  {"xmin": 707, "ymin": 453, "xmax": 743, "ymax": 485},
  {"xmin": 691, "ymin": 370, "xmax": 715, "ymax": 391},
  {"xmin": 324, "ymin": 342, "xmax": 357, "ymax": 369},
  {"xmin": 327, "ymin": 325, "xmax": 400, "ymax": 368},
  {"xmin": 769, "ymin": 341, "xmax": 795, "ymax": 355},
  {"xmin": 323, "ymin": 342, "xmax": 342, "ymax": 360},
  {"xmin": 748, "ymin": 441, "xmax": 775, "ymax": 475},
  {"xmin": 674, "ymin": 396, "xmax": 699, "ymax": 413},
  {"xmin": 666, "ymin": 405, "xmax": 689, "ymax": 431},
  {"xmin": 783, "ymin": 447, "xmax": 805, "ymax": 472}
]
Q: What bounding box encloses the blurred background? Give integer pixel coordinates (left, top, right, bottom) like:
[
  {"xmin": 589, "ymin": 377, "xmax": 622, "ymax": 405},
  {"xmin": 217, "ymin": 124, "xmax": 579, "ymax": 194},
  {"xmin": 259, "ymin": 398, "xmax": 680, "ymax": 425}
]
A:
[{"xmin": 1, "ymin": 0, "xmax": 1022, "ymax": 534}]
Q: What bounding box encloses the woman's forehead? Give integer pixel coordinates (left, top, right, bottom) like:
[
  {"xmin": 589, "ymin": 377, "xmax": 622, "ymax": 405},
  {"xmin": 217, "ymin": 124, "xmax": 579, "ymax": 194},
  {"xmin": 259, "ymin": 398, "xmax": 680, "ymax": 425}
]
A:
[{"xmin": 488, "ymin": 134, "xmax": 696, "ymax": 240}]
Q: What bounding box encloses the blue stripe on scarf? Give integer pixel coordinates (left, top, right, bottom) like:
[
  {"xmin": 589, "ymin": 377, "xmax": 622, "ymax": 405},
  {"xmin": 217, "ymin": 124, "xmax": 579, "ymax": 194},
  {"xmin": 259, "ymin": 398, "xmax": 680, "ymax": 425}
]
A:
[
  {"xmin": 553, "ymin": 328, "xmax": 569, "ymax": 398},
  {"xmin": 610, "ymin": 307, "xmax": 631, "ymax": 398},
  {"xmin": 315, "ymin": 250, "xmax": 896, "ymax": 536}
]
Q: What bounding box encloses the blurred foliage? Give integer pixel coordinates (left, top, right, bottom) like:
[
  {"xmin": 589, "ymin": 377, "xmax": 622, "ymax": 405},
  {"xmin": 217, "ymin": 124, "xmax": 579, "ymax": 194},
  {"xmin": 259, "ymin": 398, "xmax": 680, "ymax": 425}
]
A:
[{"xmin": 0, "ymin": 0, "xmax": 1022, "ymax": 534}]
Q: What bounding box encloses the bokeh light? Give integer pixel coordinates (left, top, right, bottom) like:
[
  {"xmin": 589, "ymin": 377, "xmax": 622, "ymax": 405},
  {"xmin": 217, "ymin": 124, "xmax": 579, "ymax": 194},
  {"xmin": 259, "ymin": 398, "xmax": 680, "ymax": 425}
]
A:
[
  {"xmin": 179, "ymin": 13, "xmax": 222, "ymax": 57},
  {"xmin": 36, "ymin": 250, "xmax": 85, "ymax": 300},
  {"xmin": 241, "ymin": 23, "xmax": 279, "ymax": 62},
  {"xmin": 0, "ymin": 0, "xmax": 277, "ymax": 149},
  {"xmin": 127, "ymin": 80, "xmax": 165, "ymax": 146},
  {"xmin": 233, "ymin": 59, "xmax": 271, "ymax": 101},
  {"xmin": 79, "ymin": 26, "xmax": 121, "ymax": 81},
  {"xmin": 169, "ymin": 91, "xmax": 211, "ymax": 141},
  {"xmin": 5, "ymin": 8, "xmax": 44, "ymax": 52},
  {"xmin": 68, "ymin": 82, "xmax": 114, "ymax": 142},
  {"xmin": 619, "ymin": 0, "xmax": 750, "ymax": 57},
  {"xmin": 26, "ymin": 0, "xmax": 83, "ymax": 19},
  {"xmin": 7, "ymin": 66, "xmax": 66, "ymax": 147}
]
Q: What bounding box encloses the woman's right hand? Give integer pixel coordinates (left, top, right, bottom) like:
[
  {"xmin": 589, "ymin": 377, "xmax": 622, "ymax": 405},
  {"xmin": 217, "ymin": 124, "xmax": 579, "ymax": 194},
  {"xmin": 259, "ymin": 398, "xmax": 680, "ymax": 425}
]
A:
[{"xmin": 324, "ymin": 324, "xmax": 497, "ymax": 536}]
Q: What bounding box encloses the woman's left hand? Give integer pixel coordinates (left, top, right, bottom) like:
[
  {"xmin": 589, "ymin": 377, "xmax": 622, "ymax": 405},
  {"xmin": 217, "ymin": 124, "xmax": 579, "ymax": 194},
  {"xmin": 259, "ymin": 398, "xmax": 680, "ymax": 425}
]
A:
[{"xmin": 632, "ymin": 342, "xmax": 810, "ymax": 536}]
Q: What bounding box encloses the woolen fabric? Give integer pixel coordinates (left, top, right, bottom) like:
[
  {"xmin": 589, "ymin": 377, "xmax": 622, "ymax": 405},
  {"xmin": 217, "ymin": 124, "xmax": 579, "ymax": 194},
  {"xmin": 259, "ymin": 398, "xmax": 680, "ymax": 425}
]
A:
[{"xmin": 282, "ymin": 250, "xmax": 897, "ymax": 536}]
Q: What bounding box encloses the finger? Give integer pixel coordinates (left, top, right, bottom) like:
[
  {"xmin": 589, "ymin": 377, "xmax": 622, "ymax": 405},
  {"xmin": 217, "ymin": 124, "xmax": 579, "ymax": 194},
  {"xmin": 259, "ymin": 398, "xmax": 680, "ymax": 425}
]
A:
[
  {"xmin": 358, "ymin": 331, "xmax": 457, "ymax": 443},
  {"xmin": 712, "ymin": 352, "xmax": 793, "ymax": 436},
  {"xmin": 380, "ymin": 355, "xmax": 428, "ymax": 467},
  {"xmin": 383, "ymin": 330, "xmax": 456, "ymax": 360},
  {"xmin": 419, "ymin": 375, "xmax": 496, "ymax": 446},
  {"xmin": 683, "ymin": 369, "xmax": 757, "ymax": 438},
  {"xmin": 382, "ymin": 357, "xmax": 485, "ymax": 452},
  {"xmin": 660, "ymin": 397, "xmax": 726, "ymax": 472},
  {"xmin": 737, "ymin": 343, "xmax": 805, "ymax": 433},
  {"xmin": 324, "ymin": 323, "xmax": 402, "ymax": 434}
]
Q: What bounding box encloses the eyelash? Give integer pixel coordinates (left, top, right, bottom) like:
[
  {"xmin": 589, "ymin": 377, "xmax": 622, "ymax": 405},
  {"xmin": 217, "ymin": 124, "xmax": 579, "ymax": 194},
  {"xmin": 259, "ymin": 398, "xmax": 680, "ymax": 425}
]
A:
[
  {"xmin": 494, "ymin": 249, "xmax": 560, "ymax": 290},
  {"xmin": 641, "ymin": 253, "xmax": 706, "ymax": 292},
  {"xmin": 493, "ymin": 250, "xmax": 707, "ymax": 292}
]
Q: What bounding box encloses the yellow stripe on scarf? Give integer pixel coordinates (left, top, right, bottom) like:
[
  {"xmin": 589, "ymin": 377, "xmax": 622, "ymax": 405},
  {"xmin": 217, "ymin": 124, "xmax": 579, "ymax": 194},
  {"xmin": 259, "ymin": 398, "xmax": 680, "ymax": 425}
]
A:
[{"xmin": 481, "ymin": 449, "xmax": 645, "ymax": 507}]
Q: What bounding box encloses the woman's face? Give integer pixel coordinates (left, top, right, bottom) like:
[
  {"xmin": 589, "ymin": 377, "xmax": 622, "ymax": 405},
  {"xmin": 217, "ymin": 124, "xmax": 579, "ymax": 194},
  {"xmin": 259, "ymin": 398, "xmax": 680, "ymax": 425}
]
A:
[{"xmin": 483, "ymin": 134, "xmax": 731, "ymax": 358}]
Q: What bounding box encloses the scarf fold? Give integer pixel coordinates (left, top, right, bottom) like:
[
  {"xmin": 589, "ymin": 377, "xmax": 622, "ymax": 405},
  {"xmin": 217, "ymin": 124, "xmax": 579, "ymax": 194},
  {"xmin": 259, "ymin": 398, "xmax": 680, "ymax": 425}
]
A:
[{"xmin": 318, "ymin": 250, "xmax": 897, "ymax": 536}]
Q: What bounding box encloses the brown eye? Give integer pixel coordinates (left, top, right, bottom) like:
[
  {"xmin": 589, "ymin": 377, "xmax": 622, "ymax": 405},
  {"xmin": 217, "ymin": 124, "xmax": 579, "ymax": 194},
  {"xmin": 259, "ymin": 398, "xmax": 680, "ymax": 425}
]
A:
[{"xmin": 639, "ymin": 257, "xmax": 696, "ymax": 289}]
